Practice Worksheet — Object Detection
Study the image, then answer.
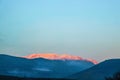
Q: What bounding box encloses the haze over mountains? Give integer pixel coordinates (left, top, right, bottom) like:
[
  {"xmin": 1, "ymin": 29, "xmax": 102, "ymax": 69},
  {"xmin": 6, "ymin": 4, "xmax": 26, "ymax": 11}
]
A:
[
  {"xmin": 0, "ymin": 54, "xmax": 120, "ymax": 80},
  {"xmin": 0, "ymin": 54, "xmax": 95, "ymax": 78}
]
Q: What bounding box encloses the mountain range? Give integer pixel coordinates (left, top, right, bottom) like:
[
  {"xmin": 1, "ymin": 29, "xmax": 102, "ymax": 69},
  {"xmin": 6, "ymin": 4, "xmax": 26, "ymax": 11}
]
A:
[
  {"xmin": 0, "ymin": 54, "xmax": 120, "ymax": 80},
  {"xmin": 0, "ymin": 54, "xmax": 94, "ymax": 78}
]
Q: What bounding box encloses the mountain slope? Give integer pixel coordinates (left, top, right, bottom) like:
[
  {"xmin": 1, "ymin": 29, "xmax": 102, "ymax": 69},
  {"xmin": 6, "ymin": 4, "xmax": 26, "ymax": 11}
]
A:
[
  {"xmin": 0, "ymin": 54, "xmax": 94, "ymax": 78},
  {"xmin": 69, "ymin": 59, "xmax": 120, "ymax": 80}
]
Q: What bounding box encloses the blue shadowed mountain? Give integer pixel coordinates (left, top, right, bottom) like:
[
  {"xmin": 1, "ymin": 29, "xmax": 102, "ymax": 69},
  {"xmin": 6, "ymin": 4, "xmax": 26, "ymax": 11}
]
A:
[
  {"xmin": 68, "ymin": 59, "xmax": 120, "ymax": 80},
  {"xmin": 0, "ymin": 54, "xmax": 95, "ymax": 78}
]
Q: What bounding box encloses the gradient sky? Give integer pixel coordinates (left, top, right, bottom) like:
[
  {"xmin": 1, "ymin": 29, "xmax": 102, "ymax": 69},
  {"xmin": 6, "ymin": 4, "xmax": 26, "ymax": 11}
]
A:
[{"xmin": 0, "ymin": 0, "xmax": 120, "ymax": 61}]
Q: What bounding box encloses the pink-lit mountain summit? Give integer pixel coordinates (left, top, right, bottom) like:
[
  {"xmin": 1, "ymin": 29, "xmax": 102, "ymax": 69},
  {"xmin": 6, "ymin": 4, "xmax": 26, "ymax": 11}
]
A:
[{"xmin": 24, "ymin": 53, "xmax": 97, "ymax": 64}]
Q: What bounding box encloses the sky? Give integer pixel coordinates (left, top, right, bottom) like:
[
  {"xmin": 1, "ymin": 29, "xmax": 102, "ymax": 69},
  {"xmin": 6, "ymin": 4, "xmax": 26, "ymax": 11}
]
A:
[{"xmin": 0, "ymin": 0, "xmax": 120, "ymax": 61}]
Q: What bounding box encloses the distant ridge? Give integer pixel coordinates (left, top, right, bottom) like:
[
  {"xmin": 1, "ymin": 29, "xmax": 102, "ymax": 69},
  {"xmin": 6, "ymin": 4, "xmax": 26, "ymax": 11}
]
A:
[{"xmin": 24, "ymin": 53, "xmax": 97, "ymax": 64}]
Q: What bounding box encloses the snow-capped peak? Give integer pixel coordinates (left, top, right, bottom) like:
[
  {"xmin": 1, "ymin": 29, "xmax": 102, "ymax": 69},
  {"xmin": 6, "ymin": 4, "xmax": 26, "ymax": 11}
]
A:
[{"xmin": 24, "ymin": 53, "xmax": 97, "ymax": 64}]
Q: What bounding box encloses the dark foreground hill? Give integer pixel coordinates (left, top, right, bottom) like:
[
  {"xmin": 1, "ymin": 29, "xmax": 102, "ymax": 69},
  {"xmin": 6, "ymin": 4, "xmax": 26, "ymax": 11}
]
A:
[
  {"xmin": 0, "ymin": 75, "xmax": 73, "ymax": 80},
  {"xmin": 68, "ymin": 59, "xmax": 120, "ymax": 80}
]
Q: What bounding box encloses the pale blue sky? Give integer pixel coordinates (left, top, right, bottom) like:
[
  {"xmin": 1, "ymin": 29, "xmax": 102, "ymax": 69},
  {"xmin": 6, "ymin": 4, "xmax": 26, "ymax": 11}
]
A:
[{"xmin": 0, "ymin": 0, "xmax": 120, "ymax": 61}]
